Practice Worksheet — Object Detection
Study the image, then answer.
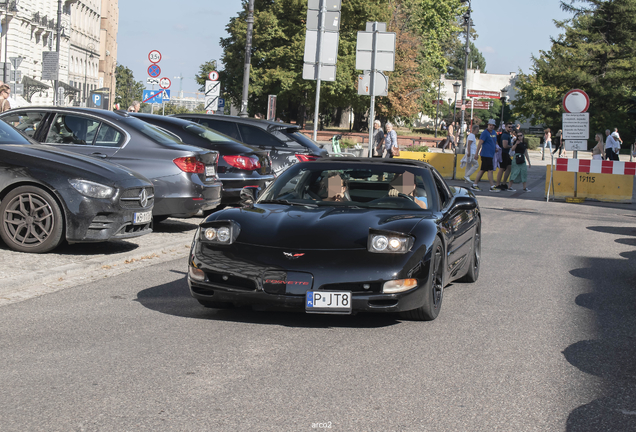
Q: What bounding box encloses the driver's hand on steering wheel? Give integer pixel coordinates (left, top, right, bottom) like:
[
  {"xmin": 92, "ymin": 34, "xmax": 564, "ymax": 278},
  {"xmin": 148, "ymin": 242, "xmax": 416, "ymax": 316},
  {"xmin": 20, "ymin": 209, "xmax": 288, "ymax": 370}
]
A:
[{"xmin": 388, "ymin": 188, "xmax": 399, "ymax": 197}]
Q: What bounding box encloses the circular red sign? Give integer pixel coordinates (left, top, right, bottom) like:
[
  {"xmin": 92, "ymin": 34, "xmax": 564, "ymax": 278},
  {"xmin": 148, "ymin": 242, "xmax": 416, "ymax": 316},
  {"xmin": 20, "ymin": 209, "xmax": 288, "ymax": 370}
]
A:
[
  {"xmin": 148, "ymin": 64, "xmax": 161, "ymax": 78},
  {"xmin": 148, "ymin": 50, "xmax": 162, "ymax": 64},
  {"xmin": 159, "ymin": 77, "xmax": 171, "ymax": 89},
  {"xmin": 208, "ymin": 71, "xmax": 219, "ymax": 81},
  {"xmin": 563, "ymin": 89, "xmax": 589, "ymax": 113}
]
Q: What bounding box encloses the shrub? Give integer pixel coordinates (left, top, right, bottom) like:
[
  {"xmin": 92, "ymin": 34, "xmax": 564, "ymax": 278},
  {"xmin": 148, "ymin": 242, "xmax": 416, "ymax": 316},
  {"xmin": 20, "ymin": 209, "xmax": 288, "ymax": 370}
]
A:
[
  {"xmin": 525, "ymin": 136, "xmax": 540, "ymax": 150},
  {"xmin": 406, "ymin": 145, "xmax": 430, "ymax": 152},
  {"xmin": 413, "ymin": 128, "xmax": 447, "ymax": 137},
  {"xmin": 340, "ymin": 138, "xmax": 357, "ymax": 148}
]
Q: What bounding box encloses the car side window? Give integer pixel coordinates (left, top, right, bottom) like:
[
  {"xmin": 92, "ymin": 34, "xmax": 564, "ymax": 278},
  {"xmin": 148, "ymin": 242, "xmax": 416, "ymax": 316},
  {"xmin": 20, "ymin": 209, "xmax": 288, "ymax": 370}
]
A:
[
  {"xmin": 45, "ymin": 114, "xmax": 99, "ymax": 145},
  {"xmin": 237, "ymin": 124, "xmax": 287, "ymax": 148},
  {"xmin": 432, "ymin": 170, "xmax": 451, "ymax": 208},
  {"xmin": 1, "ymin": 111, "xmax": 45, "ymax": 137},
  {"xmin": 94, "ymin": 123, "xmax": 125, "ymax": 147},
  {"xmin": 197, "ymin": 119, "xmax": 241, "ymax": 141}
]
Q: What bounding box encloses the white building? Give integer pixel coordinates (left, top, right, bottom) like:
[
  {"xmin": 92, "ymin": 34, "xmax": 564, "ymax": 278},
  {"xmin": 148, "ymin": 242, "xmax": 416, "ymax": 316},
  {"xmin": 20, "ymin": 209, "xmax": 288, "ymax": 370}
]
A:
[{"xmin": 0, "ymin": 0, "xmax": 116, "ymax": 107}]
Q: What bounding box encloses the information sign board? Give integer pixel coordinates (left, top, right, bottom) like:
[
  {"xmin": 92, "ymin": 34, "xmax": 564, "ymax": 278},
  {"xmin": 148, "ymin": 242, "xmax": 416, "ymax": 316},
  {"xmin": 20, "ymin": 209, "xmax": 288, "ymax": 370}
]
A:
[
  {"xmin": 42, "ymin": 52, "xmax": 59, "ymax": 81},
  {"xmin": 562, "ymin": 113, "xmax": 589, "ymax": 140},
  {"xmin": 564, "ymin": 140, "xmax": 588, "ymax": 151},
  {"xmin": 467, "ymin": 89, "xmax": 500, "ymax": 99},
  {"xmin": 142, "ymin": 89, "xmax": 163, "ymax": 104},
  {"xmin": 355, "ymin": 31, "xmax": 395, "ymax": 71}
]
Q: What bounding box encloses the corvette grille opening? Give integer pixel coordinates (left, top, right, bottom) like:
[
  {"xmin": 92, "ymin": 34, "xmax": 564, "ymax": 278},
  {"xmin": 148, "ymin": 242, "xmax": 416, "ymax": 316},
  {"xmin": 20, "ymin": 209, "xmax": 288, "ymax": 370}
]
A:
[
  {"xmin": 205, "ymin": 271, "xmax": 256, "ymax": 291},
  {"xmin": 319, "ymin": 282, "xmax": 382, "ymax": 293}
]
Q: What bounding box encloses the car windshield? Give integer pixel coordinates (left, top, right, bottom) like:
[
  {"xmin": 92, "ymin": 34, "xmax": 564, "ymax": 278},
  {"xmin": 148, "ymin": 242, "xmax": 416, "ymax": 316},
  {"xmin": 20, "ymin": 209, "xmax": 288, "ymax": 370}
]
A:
[
  {"xmin": 121, "ymin": 117, "xmax": 183, "ymax": 145},
  {"xmin": 0, "ymin": 117, "xmax": 35, "ymax": 145},
  {"xmin": 259, "ymin": 164, "xmax": 431, "ymax": 210},
  {"xmin": 182, "ymin": 123, "xmax": 236, "ymax": 143}
]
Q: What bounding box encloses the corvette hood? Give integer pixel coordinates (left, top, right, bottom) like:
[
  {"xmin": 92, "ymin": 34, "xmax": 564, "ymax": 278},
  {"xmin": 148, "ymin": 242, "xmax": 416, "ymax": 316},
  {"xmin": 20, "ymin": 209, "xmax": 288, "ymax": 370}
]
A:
[{"xmin": 206, "ymin": 204, "xmax": 429, "ymax": 249}]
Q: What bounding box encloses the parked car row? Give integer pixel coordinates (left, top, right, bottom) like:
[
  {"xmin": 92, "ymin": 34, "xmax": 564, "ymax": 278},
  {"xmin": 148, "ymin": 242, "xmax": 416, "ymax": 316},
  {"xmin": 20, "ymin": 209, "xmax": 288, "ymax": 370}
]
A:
[{"xmin": 0, "ymin": 109, "xmax": 325, "ymax": 253}]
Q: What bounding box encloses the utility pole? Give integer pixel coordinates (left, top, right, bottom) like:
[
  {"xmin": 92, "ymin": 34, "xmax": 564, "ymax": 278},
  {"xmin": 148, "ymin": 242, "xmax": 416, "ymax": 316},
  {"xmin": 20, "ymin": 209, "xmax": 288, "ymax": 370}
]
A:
[
  {"xmin": 54, "ymin": 0, "xmax": 62, "ymax": 105},
  {"xmin": 240, "ymin": 0, "xmax": 255, "ymax": 118},
  {"xmin": 434, "ymin": 75, "xmax": 442, "ymax": 138}
]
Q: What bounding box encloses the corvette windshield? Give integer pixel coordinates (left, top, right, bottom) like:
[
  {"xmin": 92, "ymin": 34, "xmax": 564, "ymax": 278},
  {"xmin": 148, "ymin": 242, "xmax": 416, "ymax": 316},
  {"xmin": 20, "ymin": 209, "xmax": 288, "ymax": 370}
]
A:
[{"xmin": 259, "ymin": 165, "xmax": 431, "ymax": 210}]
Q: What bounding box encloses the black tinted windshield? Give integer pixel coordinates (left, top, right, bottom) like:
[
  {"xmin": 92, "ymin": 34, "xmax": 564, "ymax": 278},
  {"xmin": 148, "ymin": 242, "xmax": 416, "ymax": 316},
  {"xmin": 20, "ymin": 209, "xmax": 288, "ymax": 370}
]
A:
[
  {"xmin": 183, "ymin": 123, "xmax": 237, "ymax": 143},
  {"xmin": 260, "ymin": 164, "xmax": 432, "ymax": 210},
  {"xmin": 0, "ymin": 118, "xmax": 35, "ymax": 145},
  {"xmin": 121, "ymin": 117, "xmax": 183, "ymax": 145}
]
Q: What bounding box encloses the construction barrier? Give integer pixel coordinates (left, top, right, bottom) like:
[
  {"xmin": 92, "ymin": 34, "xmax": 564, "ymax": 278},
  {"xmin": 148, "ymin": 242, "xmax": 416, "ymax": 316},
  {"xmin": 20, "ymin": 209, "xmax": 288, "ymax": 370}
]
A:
[
  {"xmin": 396, "ymin": 151, "xmax": 455, "ymax": 179},
  {"xmin": 546, "ymin": 158, "xmax": 635, "ymax": 203},
  {"xmin": 455, "ymin": 156, "xmax": 483, "ymax": 181}
]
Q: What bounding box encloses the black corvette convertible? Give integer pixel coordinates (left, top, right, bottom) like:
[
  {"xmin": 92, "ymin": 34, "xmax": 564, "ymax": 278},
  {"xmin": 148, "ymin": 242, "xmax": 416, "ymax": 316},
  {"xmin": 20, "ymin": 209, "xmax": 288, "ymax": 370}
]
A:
[{"xmin": 187, "ymin": 158, "xmax": 481, "ymax": 320}]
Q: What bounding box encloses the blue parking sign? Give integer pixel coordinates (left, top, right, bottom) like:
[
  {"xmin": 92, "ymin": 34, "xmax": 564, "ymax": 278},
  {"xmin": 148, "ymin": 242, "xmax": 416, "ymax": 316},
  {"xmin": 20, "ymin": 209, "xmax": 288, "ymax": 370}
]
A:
[
  {"xmin": 218, "ymin": 98, "xmax": 225, "ymax": 108},
  {"xmin": 92, "ymin": 94, "xmax": 101, "ymax": 107}
]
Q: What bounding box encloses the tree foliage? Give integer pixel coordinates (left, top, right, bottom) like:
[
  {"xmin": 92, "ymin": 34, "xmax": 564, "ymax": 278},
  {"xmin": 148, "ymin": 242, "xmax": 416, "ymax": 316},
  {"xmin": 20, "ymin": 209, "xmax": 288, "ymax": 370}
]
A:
[
  {"xmin": 114, "ymin": 64, "xmax": 144, "ymax": 110},
  {"xmin": 514, "ymin": 0, "xmax": 636, "ymax": 143},
  {"xmin": 195, "ymin": 60, "xmax": 218, "ymax": 93},
  {"xmin": 445, "ymin": 41, "xmax": 487, "ymax": 80},
  {"xmin": 218, "ymin": 0, "xmax": 466, "ymax": 129}
]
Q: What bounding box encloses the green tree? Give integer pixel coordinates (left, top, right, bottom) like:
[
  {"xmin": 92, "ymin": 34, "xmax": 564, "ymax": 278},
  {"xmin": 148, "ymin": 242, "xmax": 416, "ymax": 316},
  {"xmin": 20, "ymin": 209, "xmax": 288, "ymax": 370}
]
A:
[
  {"xmin": 445, "ymin": 41, "xmax": 487, "ymax": 80},
  {"xmin": 514, "ymin": 0, "xmax": 636, "ymax": 144},
  {"xmin": 114, "ymin": 64, "xmax": 144, "ymax": 110}
]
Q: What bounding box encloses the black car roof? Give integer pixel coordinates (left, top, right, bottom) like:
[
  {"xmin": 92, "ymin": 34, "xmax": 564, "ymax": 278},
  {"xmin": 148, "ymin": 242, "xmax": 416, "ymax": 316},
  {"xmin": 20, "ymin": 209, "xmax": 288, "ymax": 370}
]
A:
[
  {"xmin": 173, "ymin": 113, "xmax": 300, "ymax": 131},
  {"xmin": 11, "ymin": 106, "xmax": 131, "ymax": 120}
]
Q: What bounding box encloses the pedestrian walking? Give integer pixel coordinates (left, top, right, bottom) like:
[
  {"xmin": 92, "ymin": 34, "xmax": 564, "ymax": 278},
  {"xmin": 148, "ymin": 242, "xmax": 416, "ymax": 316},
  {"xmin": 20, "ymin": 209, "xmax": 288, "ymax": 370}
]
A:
[
  {"xmin": 611, "ymin": 128, "xmax": 623, "ymax": 146},
  {"xmin": 495, "ymin": 123, "xmax": 513, "ymax": 190},
  {"xmin": 383, "ymin": 122, "xmax": 398, "ymax": 158},
  {"xmin": 443, "ymin": 124, "xmax": 455, "ymax": 152},
  {"xmin": 463, "ymin": 124, "xmax": 480, "ymax": 182},
  {"xmin": 592, "ymin": 133, "xmax": 604, "ymax": 160},
  {"xmin": 507, "ymin": 132, "xmax": 532, "ymax": 192},
  {"xmin": 372, "ymin": 120, "xmax": 384, "ymax": 158},
  {"xmin": 0, "ymin": 84, "xmax": 11, "ymax": 113},
  {"xmin": 604, "ymin": 129, "xmax": 620, "ymax": 161},
  {"xmin": 552, "ymin": 129, "xmax": 565, "ymax": 157},
  {"xmin": 541, "ymin": 128, "xmax": 552, "ymax": 160},
  {"xmin": 128, "ymin": 100, "xmax": 140, "ymax": 113},
  {"xmin": 631, "ymin": 138, "xmax": 636, "ymax": 161},
  {"xmin": 471, "ymin": 119, "xmax": 500, "ymax": 193}
]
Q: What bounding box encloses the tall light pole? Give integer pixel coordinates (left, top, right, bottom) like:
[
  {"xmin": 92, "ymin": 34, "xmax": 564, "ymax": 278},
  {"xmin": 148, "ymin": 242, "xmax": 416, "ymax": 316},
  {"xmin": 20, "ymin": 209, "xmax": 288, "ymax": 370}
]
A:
[
  {"xmin": 239, "ymin": 0, "xmax": 255, "ymax": 118},
  {"xmin": 500, "ymin": 88, "xmax": 508, "ymax": 128},
  {"xmin": 452, "ymin": 81, "xmax": 460, "ymax": 128},
  {"xmin": 434, "ymin": 74, "xmax": 443, "ymax": 138},
  {"xmin": 457, "ymin": 0, "xmax": 472, "ymax": 154},
  {"xmin": 84, "ymin": 43, "xmax": 95, "ymax": 105}
]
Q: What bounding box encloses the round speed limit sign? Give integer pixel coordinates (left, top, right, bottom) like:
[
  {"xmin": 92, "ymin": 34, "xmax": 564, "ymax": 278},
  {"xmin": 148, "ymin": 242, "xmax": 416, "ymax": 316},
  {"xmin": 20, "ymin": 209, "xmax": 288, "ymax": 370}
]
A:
[
  {"xmin": 159, "ymin": 77, "xmax": 171, "ymax": 89},
  {"xmin": 208, "ymin": 70, "xmax": 219, "ymax": 81},
  {"xmin": 148, "ymin": 50, "xmax": 162, "ymax": 64}
]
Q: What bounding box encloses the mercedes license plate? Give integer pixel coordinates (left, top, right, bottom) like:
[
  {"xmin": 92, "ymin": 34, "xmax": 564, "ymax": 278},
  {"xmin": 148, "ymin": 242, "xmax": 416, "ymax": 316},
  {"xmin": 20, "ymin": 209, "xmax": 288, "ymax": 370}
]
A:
[
  {"xmin": 306, "ymin": 291, "xmax": 351, "ymax": 314},
  {"xmin": 205, "ymin": 166, "xmax": 215, "ymax": 177},
  {"xmin": 133, "ymin": 211, "xmax": 152, "ymax": 224}
]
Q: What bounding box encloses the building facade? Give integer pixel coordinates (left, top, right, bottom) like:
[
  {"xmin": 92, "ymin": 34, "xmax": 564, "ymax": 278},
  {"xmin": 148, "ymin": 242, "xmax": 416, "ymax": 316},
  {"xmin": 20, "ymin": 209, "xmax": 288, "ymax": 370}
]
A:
[{"xmin": 0, "ymin": 0, "xmax": 117, "ymax": 107}]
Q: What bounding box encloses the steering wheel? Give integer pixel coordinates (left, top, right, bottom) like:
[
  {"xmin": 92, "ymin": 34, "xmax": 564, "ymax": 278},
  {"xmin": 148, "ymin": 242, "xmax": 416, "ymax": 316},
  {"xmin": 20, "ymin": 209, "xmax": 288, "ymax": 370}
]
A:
[
  {"xmin": 396, "ymin": 192, "xmax": 416, "ymax": 202},
  {"xmin": 305, "ymin": 190, "xmax": 322, "ymax": 200}
]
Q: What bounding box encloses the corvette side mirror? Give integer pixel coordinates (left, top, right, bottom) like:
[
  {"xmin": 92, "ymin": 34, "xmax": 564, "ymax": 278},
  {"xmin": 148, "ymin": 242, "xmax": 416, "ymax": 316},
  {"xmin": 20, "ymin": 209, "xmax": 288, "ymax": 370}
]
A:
[
  {"xmin": 451, "ymin": 196, "xmax": 477, "ymax": 212},
  {"xmin": 240, "ymin": 186, "xmax": 260, "ymax": 205}
]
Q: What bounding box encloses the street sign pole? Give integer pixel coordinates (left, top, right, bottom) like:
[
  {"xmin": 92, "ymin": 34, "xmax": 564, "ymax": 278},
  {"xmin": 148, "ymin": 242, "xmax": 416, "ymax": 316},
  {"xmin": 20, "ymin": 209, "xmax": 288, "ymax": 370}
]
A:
[
  {"xmin": 312, "ymin": 0, "xmax": 325, "ymax": 142},
  {"xmin": 240, "ymin": 0, "xmax": 255, "ymax": 117},
  {"xmin": 367, "ymin": 21, "xmax": 379, "ymax": 158}
]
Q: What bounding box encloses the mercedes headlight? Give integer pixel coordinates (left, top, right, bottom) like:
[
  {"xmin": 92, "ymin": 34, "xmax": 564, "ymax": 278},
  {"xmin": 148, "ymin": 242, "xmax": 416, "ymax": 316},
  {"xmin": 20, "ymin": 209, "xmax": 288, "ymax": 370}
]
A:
[{"xmin": 69, "ymin": 179, "xmax": 116, "ymax": 199}]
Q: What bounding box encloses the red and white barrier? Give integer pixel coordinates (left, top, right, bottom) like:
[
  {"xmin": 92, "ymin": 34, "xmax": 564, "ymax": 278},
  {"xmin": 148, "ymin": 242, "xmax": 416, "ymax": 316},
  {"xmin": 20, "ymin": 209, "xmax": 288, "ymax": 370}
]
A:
[{"xmin": 555, "ymin": 158, "xmax": 636, "ymax": 176}]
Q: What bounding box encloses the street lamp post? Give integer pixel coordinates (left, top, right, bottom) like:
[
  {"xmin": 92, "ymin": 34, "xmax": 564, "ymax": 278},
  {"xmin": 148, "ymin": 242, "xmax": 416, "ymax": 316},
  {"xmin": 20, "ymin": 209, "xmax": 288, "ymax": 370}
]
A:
[
  {"xmin": 452, "ymin": 81, "xmax": 460, "ymax": 128},
  {"xmin": 84, "ymin": 43, "xmax": 95, "ymax": 105},
  {"xmin": 457, "ymin": 0, "xmax": 472, "ymax": 154},
  {"xmin": 239, "ymin": 0, "xmax": 255, "ymax": 117},
  {"xmin": 500, "ymin": 88, "xmax": 508, "ymax": 128},
  {"xmin": 434, "ymin": 75, "xmax": 443, "ymax": 138}
]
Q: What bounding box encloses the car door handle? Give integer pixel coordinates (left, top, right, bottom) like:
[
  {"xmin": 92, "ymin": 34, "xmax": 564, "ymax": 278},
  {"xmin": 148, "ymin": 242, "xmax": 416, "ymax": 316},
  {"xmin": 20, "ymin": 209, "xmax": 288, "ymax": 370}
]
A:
[{"xmin": 91, "ymin": 152, "xmax": 107, "ymax": 158}]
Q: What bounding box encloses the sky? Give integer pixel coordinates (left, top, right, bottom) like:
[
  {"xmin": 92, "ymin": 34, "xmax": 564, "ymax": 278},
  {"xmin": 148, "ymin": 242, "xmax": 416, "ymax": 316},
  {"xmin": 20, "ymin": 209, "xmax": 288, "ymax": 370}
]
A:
[{"xmin": 117, "ymin": 0, "xmax": 571, "ymax": 97}]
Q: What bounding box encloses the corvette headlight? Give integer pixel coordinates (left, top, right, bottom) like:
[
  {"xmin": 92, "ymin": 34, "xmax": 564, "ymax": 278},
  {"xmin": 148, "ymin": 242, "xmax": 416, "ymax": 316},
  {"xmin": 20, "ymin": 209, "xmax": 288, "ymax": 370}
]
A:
[
  {"xmin": 69, "ymin": 179, "xmax": 116, "ymax": 199},
  {"xmin": 368, "ymin": 229, "xmax": 413, "ymax": 254},
  {"xmin": 383, "ymin": 279, "xmax": 418, "ymax": 293},
  {"xmin": 199, "ymin": 221, "xmax": 240, "ymax": 245}
]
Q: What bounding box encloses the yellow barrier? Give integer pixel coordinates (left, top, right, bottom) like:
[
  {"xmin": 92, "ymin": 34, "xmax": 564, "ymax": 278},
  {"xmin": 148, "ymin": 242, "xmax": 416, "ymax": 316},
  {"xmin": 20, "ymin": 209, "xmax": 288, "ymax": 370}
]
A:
[
  {"xmin": 455, "ymin": 156, "xmax": 483, "ymax": 181},
  {"xmin": 396, "ymin": 151, "xmax": 455, "ymax": 179},
  {"xmin": 545, "ymin": 166, "xmax": 634, "ymax": 203}
]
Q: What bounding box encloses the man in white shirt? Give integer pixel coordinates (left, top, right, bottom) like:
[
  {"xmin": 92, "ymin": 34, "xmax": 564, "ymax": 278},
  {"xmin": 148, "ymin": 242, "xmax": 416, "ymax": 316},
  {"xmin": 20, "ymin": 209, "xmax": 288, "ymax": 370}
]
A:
[
  {"xmin": 611, "ymin": 128, "xmax": 623, "ymax": 146},
  {"xmin": 605, "ymin": 129, "xmax": 620, "ymax": 161}
]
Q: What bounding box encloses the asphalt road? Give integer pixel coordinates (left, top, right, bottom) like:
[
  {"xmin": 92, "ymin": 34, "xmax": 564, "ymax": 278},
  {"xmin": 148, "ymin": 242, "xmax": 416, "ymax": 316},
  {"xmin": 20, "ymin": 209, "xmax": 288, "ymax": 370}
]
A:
[{"xmin": 1, "ymin": 194, "xmax": 635, "ymax": 431}]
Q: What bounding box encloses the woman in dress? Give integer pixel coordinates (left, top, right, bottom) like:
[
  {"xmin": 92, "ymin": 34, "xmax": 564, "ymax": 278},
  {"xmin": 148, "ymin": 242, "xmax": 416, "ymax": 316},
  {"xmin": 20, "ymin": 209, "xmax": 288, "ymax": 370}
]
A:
[
  {"xmin": 592, "ymin": 133, "xmax": 604, "ymax": 160},
  {"xmin": 507, "ymin": 132, "xmax": 532, "ymax": 192}
]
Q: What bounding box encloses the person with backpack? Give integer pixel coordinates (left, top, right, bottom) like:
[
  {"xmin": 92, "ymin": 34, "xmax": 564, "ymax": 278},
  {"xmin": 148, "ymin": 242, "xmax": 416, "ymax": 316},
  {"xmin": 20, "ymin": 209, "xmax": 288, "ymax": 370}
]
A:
[
  {"xmin": 495, "ymin": 123, "xmax": 513, "ymax": 190},
  {"xmin": 507, "ymin": 132, "xmax": 532, "ymax": 192}
]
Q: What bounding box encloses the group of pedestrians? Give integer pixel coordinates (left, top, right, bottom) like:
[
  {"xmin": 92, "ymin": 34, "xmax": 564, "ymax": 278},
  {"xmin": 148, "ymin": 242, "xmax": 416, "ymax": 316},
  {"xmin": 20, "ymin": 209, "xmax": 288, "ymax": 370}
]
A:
[
  {"xmin": 465, "ymin": 120, "xmax": 532, "ymax": 193},
  {"xmin": 541, "ymin": 128, "xmax": 566, "ymax": 159},
  {"xmin": 372, "ymin": 120, "xmax": 399, "ymax": 158}
]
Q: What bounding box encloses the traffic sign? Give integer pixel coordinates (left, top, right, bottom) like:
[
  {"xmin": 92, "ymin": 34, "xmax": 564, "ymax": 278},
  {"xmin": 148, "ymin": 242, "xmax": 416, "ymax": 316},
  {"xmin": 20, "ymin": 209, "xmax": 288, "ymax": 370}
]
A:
[
  {"xmin": 355, "ymin": 29, "xmax": 395, "ymax": 72},
  {"xmin": 218, "ymin": 98, "xmax": 225, "ymax": 108},
  {"xmin": 92, "ymin": 93, "xmax": 102, "ymax": 107},
  {"xmin": 205, "ymin": 80, "xmax": 221, "ymax": 96},
  {"xmin": 208, "ymin": 70, "xmax": 219, "ymax": 81},
  {"xmin": 562, "ymin": 112, "xmax": 589, "ymax": 140},
  {"xmin": 563, "ymin": 89, "xmax": 589, "ymax": 113},
  {"xmin": 142, "ymin": 89, "xmax": 163, "ymax": 104},
  {"xmin": 357, "ymin": 71, "xmax": 388, "ymax": 96},
  {"xmin": 205, "ymin": 96, "xmax": 219, "ymax": 111},
  {"xmin": 159, "ymin": 77, "xmax": 171, "ymax": 89},
  {"xmin": 147, "ymin": 77, "xmax": 159, "ymax": 85},
  {"xmin": 9, "ymin": 56, "xmax": 23, "ymax": 70},
  {"xmin": 148, "ymin": 50, "xmax": 161, "ymax": 63},
  {"xmin": 564, "ymin": 140, "xmax": 588, "ymax": 151},
  {"xmin": 161, "ymin": 90, "xmax": 171, "ymax": 101},
  {"xmin": 148, "ymin": 64, "xmax": 161, "ymax": 78}
]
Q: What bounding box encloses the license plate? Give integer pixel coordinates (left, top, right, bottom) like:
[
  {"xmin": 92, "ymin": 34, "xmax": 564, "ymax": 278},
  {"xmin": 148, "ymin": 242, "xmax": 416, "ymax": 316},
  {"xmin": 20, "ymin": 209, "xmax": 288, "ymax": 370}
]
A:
[
  {"xmin": 306, "ymin": 291, "xmax": 351, "ymax": 314},
  {"xmin": 205, "ymin": 166, "xmax": 216, "ymax": 177},
  {"xmin": 133, "ymin": 211, "xmax": 152, "ymax": 224}
]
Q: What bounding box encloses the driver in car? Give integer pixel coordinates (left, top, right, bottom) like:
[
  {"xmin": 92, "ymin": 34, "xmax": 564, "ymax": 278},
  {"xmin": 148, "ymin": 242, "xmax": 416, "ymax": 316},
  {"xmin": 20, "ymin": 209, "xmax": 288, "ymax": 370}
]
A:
[
  {"xmin": 322, "ymin": 173, "xmax": 351, "ymax": 202},
  {"xmin": 388, "ymin": 172, "xmax": 427, "ymax": 209}
]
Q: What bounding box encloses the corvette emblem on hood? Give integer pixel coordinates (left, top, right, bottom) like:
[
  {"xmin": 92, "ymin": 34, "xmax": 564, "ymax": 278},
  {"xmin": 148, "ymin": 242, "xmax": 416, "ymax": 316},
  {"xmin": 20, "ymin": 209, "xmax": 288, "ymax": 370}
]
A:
[{"xmin": 283, "ymin": 252, "xmax": 305, "ymax": 259}]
